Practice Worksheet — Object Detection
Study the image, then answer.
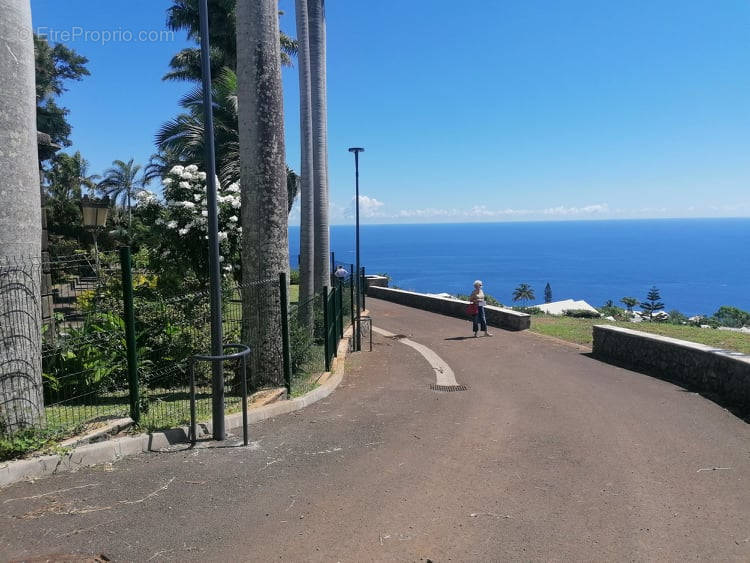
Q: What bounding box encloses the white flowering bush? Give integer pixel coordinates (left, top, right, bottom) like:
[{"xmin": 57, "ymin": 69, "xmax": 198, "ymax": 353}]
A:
[{"xmin": 153, "ymin": 164, "xmax": 242, "ymax": 282}]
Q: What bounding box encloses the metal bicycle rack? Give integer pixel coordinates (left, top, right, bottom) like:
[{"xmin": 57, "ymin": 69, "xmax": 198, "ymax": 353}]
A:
[{"xmin": 189, "ymin": 344, "xmax": 252, "ymax": 446}]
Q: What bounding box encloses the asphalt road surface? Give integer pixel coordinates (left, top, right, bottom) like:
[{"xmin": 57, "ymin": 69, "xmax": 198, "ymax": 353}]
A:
[{"xmin": 1, "ymin": 299, "xmax": 749, "ymax": 561}]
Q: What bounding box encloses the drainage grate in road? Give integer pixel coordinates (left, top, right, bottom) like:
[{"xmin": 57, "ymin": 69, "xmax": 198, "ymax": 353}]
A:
[{"xmin": 430, "ymin": 384, "xmax": 468, "ymax": 392}]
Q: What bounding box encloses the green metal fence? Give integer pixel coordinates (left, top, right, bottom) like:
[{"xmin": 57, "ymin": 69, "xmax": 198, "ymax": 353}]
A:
[{"xmin": 1, "ymin": 248, "xmax": 364, "ymax": 459}]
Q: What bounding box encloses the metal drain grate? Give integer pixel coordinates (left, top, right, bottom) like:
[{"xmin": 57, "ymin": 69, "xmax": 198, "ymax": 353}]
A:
[{"xmin": 430, "ymin": 384, "xmax": 468, "ymax": 392}]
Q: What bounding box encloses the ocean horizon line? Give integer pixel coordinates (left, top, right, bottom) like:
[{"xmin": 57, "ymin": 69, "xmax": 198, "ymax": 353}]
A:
[{"xmin": 288, "ymin": 216, "xmax": 750, "ymax": 229}]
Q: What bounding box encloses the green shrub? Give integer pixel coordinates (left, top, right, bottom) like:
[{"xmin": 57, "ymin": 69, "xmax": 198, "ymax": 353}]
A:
[
  {"xmin": 43, "ymin": 312, "xmax": 128, "ymax": 399},
  {"xmin": 290, "ymin": 268, "xmax": 300, "ymax": 285},
  {"xmin": 667, "ymin": 310, "xmax": 688, "ymax": 325},
  {"xmin": 564, "ymin": 309, "xmax": 601, "ymax": 318},
  {"xmin": 713, "ymin": 306, "xmax": 750, "ymax": 328},
  {"xmin": 511, "ymin": 306, "xmax": 543, "ymax": 315},
  {"xmin": 599, "ymin": 305, "xmax": 625, "ymax": 318}
]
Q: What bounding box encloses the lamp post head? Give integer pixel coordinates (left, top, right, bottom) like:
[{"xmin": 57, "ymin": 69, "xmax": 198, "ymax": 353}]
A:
[
  {"xmin": 81, "ymin": 195, "xmax": 111, "ymax": 228},
  {"xmin": 348, "ymin": 147, "xmax": 365, "ymax": 153}
]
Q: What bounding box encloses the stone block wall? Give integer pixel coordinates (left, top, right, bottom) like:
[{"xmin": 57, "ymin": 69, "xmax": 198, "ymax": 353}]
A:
[
  {"xmin": 367, "ymin": 286, "xmax": 530, "ymax": 331},
  {"xmin": 593, "ymin": 325, "xmax": 750, "ymax": 413}
]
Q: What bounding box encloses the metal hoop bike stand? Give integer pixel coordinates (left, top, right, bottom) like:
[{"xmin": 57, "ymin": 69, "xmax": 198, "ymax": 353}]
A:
[{"xmin": 189, "ymin": 344, "xmax": 252, "ymax": 446}]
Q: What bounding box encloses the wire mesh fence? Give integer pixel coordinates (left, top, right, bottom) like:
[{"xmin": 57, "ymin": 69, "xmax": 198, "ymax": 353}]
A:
[
  {"xmin": 1, "ymin": 251, "xmax": 131, "ymax": 457},
  {"xmin": 1, "ymin": 247, "xmax": 364, "ymax": 459}
]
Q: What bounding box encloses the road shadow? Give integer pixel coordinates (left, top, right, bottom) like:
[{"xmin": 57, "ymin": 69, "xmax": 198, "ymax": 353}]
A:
[
  {"xmin": 581, "ymin": 352, "xmax": 750, "ymax": 423},
  {"xmin": 444, "ymin": 336, "xmax": 476, "ymax": 341}
]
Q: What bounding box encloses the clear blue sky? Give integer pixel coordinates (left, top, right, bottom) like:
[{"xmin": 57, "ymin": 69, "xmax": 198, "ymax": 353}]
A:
[{"xmin": 30, "ymin": 0, "xmax": 750, "ymax": 224}]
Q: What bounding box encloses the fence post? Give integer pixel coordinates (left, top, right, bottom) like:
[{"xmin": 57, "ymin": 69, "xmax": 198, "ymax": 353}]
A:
[
  {"xmin": 337, "ymin": 280, "xmax": 344, "ymax": 340},
  {"xmin": 349, "ymin": 263, "xmax": 355, "ymax": 335},
  {"xmin": 119, "ymin": 246, "xmax": 140, "ymax": 424},
  {"xmin": 322, "ymin": 286, "xmax": 330, "ymax": 372},
  {"xmin": 279, "ymin": 272, "xmax": 292, "ymax": 397},
  {"xmin": 361, "ymin": 266, "xmax": 366, "ymax": 311}
]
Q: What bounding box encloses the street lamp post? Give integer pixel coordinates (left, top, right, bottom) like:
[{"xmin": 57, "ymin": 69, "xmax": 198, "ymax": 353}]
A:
[
  {"xmin": 197, "ymin": 0, "xmax": 226, "ymax": 440},
  {"xmin": 80, "ymin": 195, "xmax": 110, "ymax": 275},
  {"xmin": 348, "ymin": 147, "xmax": 364, "ymax": 351}
]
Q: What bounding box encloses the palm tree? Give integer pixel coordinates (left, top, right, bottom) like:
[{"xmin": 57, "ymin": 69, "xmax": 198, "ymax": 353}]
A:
[
  {"xmin": 236, "ymin": 0, "xmax": 290, "ymax": 387},
  {"xmin": 155, "ymin": 68, "xmax": 299, "ymax": 211},
  {"xmin": 512, "ymin": 283, "xmax": 536, "ymax": 307},
  {"xmin": 164, "ymin": 0, "xmax": 297, "ymax": 83},
  {"xmin": 0, "ymin": 0, "xmax": 44, "ymax": 431},
  {"xmin": 97, "ymin": 159, "xmax": 146, "ymax": 235},
  {"xmin": 295, "ymin": 0, "xmax": 315, "ymax": 328},
  {"xmin": 308, "ymin": 0, "xmax": 330, "ymax": 290},
  {"xmin": 620, "ymin": 297, "xmax": 639, "ymax": 313},
  {"xmin": 156, "ymin": 67, "xmax": 240, "ymax": 187}
]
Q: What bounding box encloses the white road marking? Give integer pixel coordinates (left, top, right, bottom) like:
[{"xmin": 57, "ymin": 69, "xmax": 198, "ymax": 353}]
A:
[{"xmin": 373, "ymin": 326, "xmax": 459, "ymax": 387}]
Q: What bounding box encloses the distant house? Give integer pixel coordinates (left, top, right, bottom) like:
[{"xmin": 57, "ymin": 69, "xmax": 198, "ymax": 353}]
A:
[
  {"xmin": 636, "ymin": 310, "xmax": 670, "ymax": 321},
  {"xmin": 535, "ymin": 299, "xmax": 599, "ymax": 316}
]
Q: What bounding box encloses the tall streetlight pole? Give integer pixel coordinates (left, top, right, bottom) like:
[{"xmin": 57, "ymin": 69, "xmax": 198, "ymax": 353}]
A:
[
  {"xmin": 198, "ymin": 0, "xmax": 225, "ymax": 440},
  {"xmin": 348, "ymin": 147, "xmax": 364, "ymax": 351}
]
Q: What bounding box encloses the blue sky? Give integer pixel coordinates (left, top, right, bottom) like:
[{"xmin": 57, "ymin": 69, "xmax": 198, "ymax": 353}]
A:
[{"xmin": 30, "ymin": 0, "xmax": 750, "ymax": 224}]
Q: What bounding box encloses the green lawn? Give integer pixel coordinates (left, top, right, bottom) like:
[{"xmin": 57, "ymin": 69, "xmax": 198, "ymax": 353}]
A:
[{"xmin": 530, "ymin": 316, "xmax": 750, "ymax": 354}]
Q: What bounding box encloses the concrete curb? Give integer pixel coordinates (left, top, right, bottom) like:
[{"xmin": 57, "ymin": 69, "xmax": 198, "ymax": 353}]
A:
[{"xmin": 0, "ymin": 324, "xmax": 357, "ymax": 488}]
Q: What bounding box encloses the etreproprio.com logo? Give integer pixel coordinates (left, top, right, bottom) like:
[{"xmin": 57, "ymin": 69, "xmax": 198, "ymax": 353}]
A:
[{"xmin": 20, "ymin": 26, "xmax": 176, "ymax": 45}]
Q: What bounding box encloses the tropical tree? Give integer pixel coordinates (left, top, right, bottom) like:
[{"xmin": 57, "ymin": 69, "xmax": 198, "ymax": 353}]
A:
[
  {"xmin": 620, "ymin": 296, "xmax": 638, "ymax": 313},
  {"xmin": 236, "ymin": 0, "xmax": 290, "ymax": 387},
  {"xmin": 640, "ymin": 286, "xmax": 665, "ymax": 320},
  {"xmin": 156, "ymin": 68, "xmax": 240, "ymax": 187},
  {"xmin": 44, "ymin": 151, "xmax": 99, "ymax": 243},
  {"xmin": 544, "ymin": 282, "xmax": 552, "ymax": 303},
  {"xmin": 163, "ymin": 0, "xmax": 296, "ymax": 83},
  {"xmin": 512, "ymin": 283, "xmax": 536, "ymax": 307},
  {"xmin": 97, "ymin": 159, "xmax": 147, "ymax": 235},
  {"xmin": 155, "ymin": 68, "xmax": 298, "ymax": 211},
  {"xmin": 34, "ymin": 34, "xmax": 89, "ymax": 148},
  {"xmin": 295, "ymin": 0, "xmax": 315, "ymax": 328},
  {"xmin": 0, "ymin": 0, "xmax": 44, "ymax": 431},
  {"xmin": 308, "ymin": 0, "xmax": 330, "ymax": 290}
]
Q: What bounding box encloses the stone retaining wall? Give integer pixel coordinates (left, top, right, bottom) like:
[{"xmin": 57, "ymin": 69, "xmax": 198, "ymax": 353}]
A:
[
  {"xmin": 367, "ymin": 286, "xmax": 530, "ymax": 331},
  {"xmin": 593, "ymin": 325, "xmax": 750, "ymax": 412}
]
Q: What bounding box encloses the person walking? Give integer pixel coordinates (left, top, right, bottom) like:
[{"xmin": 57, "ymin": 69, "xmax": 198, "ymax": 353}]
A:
[
  {"xmin": 333, "ymin": 265, "xmax": 348, "ymax": 283},
  {"xmin": 469, "ymin": 280, "xmax": 493, "ymax": 337}
]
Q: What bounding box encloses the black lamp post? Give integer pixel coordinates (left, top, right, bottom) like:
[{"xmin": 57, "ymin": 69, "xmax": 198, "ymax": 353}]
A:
[
  {"xmin": 80, "ymin": 195, "xmax": 110, "ymax": 275},
  {"xmin": 348, "ymin": 147, "xmax": 364, "ymax": 351}
]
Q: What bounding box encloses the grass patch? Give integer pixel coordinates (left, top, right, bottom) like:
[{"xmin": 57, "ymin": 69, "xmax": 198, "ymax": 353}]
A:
[
  {"xmin": 290, "ymin": 343, "xmax": 325, "ymax": 398},
  {"xmin": 530, "ymin": 316, "xmax": 750, "ymax": 354}
]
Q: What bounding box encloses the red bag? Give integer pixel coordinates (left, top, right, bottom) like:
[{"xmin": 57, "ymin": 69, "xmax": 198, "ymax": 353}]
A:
[{"xmin": 466, "ymin": 303, "xmax": 478, "ymax": 316}]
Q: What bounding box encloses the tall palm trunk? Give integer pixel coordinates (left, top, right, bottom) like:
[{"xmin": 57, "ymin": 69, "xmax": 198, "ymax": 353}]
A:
[
  {"xmin": 307, "ymin": 0, "xmax": 330, "ymax": 290},
  {"xmin": 236, "ymin": 0, "xmax": 289, "ymax": 387},
  {"xmin": 0, "ymin": 0, "xmax": 44, "ymax": 431},
  {"xmin": 295, "ymin": 0, "xmax": 314, "ymax": 329}
]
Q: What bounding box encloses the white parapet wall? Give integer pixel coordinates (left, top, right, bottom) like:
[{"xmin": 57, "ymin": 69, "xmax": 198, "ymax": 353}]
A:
[
  {"xmin": 592, "ymin": 324, "xmax": 750, "ymax": 413},
  {"xmin": 367, "ymin": 285, "xmax": 530, "ymax": 331}
]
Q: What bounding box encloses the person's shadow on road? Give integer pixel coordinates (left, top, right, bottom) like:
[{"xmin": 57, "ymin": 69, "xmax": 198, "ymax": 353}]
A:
[{"xmin": 444, "ymin": 336, "xmax": 476, "ymax": 341}]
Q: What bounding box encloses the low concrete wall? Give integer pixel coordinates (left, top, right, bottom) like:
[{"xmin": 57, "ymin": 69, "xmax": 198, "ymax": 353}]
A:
[
  {"xmin": 592, "ymin": 325, "xmax": 750, "ymax": 412},
  {"xmin": 367, "ymin": 286, "xmax": 530, "ymax": 331}
]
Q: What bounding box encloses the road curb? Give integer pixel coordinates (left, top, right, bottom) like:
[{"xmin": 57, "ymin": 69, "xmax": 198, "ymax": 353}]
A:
[{"xmin": 0, "ymin": 324, "xmax": 356, "ymax": 488}]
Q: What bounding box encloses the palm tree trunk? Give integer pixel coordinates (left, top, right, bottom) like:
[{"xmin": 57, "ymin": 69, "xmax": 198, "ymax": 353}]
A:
[
  {"xmin": 236, "ymin": 0, "xmax": 289, "ymax": 387},
  {"xmin": 295, "ymin": 0, "xmax": 315, "ymax": 330},
  {"xmin": 307, "ymin": 0, "xmax": 330, "ymax": 291},
  {"xmin": 0, "ymin": 0, "xmax": 44, "ymax": 432}
]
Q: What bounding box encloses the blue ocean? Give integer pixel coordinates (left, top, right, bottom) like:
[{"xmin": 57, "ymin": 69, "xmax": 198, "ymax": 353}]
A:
[{"xmin": 289, "ymin": 218, "xmax": 750, "ymax": 316}]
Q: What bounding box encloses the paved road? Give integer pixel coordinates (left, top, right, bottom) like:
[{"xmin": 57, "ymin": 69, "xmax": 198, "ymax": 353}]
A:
[{"xmin": 1, "ymin": 299, "xmax": 749, "ymax": 561}]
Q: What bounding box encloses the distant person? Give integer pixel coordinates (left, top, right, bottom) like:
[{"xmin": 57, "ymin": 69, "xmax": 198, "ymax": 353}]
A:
[
  {"xmin": 469, "ymin": 280, "xmax": 493, "ymax": 337},
  {"xmin": 334, "ymin": 265, "xmax": 348, "ymax": 282}
]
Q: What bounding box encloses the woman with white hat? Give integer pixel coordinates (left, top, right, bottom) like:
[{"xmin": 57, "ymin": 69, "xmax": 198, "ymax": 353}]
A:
[{"xmin": 469, "ymin": 280, "xmax": 493, "ymax": 337}]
